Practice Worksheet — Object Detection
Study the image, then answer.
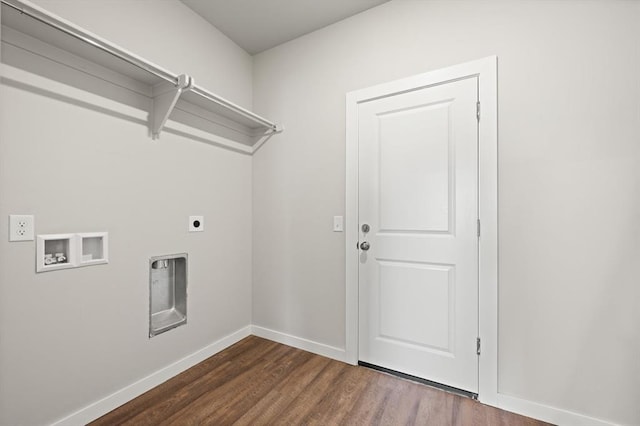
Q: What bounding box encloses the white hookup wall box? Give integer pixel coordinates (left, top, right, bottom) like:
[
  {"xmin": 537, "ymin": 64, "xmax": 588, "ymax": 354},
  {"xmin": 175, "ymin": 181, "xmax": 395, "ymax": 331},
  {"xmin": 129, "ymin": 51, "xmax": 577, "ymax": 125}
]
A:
[{"xmin": 36, "ymin": 232, "xmax": 108, "ymax": 273}]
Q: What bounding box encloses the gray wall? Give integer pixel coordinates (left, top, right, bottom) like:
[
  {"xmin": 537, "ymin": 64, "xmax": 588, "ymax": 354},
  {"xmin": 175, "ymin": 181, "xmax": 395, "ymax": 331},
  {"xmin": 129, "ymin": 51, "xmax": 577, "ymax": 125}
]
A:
[
  {"xmin": 252, "ymin": 1, "xmax": 640, "ymax": 424},
  {"xmin": 0, "ymin": 1, "xmax": 253, "ymax": 424}
]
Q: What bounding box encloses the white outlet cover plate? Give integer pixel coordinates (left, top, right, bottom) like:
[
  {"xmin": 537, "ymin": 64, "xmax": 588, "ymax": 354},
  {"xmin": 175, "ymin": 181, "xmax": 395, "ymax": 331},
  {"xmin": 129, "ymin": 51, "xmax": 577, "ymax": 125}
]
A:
[
  {"xmin": 189, "ymin": 215, "xmax": 204, "ymax": 232},
  {"xmin": 9, "ymin": 214, "xmax": 35, "ymax": 241}
]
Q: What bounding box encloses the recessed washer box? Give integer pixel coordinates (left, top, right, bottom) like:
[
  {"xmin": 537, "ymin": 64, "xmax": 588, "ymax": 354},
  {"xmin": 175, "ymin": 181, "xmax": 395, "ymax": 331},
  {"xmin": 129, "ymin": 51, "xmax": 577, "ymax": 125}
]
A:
[
  {"xmin": 149, "ymin": 253, "xmax": 187, "ymax": 337},
  {"xmin": 36, "ymin": 232, "xmax": 109, "ymax": 272},
  {"xmin": 36, "ymin": 233, "xmax": 77, "ymax": 272},
  {"xmin": 78, "ymin": 232, "xmax": 109, "ymax": 266}
]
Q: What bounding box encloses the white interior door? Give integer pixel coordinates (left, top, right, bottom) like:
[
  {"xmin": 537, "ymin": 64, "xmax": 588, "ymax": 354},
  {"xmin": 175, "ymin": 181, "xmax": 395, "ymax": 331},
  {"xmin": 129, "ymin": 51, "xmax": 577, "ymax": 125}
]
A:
[{"xmin": 358, "ymin": 76, "xmax": 479, "ymax": 393}]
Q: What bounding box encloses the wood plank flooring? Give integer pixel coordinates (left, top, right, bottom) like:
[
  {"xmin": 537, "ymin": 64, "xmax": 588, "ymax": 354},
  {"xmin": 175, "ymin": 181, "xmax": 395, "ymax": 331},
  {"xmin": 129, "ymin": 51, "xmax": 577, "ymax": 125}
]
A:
[{"xmin": 91, "ymin": 336, "xmax": 550, "ymax": 426}]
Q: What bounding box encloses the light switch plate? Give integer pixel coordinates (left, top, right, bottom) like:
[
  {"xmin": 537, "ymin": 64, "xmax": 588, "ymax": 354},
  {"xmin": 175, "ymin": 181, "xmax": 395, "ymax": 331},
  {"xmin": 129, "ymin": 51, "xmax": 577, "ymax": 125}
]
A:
[
  {"xmin": 9, "ymin": 214, "xmax": 34, "ymax": 241},
  {"xmin": 189, "ymin": 215, "xmax": 204, "ymax": 232},
  {"xmin": 333, "ymin": 216, "xmax": 344, "ymax": 232}
]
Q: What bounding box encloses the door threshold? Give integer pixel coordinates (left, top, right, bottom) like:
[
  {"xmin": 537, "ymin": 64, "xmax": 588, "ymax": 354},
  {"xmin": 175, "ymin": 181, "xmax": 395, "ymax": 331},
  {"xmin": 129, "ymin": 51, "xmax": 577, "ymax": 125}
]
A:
[{"xmin": 358, "ymin": 361, "xmax": 478, "ymax": 400}]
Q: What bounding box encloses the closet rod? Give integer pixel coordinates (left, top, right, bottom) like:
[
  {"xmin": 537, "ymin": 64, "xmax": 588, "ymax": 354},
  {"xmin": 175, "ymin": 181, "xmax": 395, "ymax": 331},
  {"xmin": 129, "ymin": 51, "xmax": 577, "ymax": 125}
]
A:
[
  {"xmin": 1, "ymin": 0, "xmax": 177, "ymax": 85},
  {"xmin": 2, "ymin": 0, "xmax": 280, "ymax": 132}
]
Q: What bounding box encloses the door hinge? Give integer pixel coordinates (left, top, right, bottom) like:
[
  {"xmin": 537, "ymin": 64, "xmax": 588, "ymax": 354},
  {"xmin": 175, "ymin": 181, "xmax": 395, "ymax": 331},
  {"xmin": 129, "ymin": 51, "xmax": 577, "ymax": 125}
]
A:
[
  {"xmin": 476, "ymin": 337, "xmax": 481, "ymax": 355},
  {"xmin": 476, "ymin": 101, "xmax": 481, "ymax": 121},
  {"xmin": 477, "ymin": 219, "xmax": 481, "ymax": 238}
]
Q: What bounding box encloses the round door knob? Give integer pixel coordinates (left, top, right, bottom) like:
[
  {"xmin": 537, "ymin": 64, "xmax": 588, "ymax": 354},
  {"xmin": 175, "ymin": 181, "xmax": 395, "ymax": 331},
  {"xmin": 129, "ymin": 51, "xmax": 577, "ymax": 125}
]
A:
[{"xmin": 359, "ymin": 241, "xmax": 370, "ymax": 251}]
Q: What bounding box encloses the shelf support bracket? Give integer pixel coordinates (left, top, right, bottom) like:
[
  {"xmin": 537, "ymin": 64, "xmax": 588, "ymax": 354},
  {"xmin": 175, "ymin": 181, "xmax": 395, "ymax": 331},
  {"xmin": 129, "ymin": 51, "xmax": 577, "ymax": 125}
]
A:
[
  {"xmin": 152, "ymin": 74, "xmax": 194, "ymax": 139},
  {"xmin": 252, "ymin": 124, "xmax": 285, "ymax": 153}
]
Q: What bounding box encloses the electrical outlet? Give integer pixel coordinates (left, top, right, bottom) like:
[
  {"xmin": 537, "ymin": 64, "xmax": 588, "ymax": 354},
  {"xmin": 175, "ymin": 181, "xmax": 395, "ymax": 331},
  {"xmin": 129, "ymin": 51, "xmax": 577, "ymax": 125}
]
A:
[
  {"xmin": 9, "ymin": 215, "xmax": 34, "ymax": 241},
  {"xmin": 189, "ymin": 215, "xmax": 204, "ymax": 232}
]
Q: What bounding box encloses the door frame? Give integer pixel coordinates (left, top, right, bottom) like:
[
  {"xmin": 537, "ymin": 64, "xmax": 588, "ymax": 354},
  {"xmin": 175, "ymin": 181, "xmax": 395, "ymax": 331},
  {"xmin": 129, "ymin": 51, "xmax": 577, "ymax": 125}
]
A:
[{"xmin": 345, "ymin": 56, "xmax": 498, "ymax": 405}]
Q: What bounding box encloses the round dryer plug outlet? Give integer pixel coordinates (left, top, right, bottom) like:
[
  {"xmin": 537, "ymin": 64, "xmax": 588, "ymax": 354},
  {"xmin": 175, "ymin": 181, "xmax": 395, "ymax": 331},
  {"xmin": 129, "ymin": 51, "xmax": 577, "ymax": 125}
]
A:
[{"xmin": 189, "ymin": 215, "xmax": 204, "ymax": 232}]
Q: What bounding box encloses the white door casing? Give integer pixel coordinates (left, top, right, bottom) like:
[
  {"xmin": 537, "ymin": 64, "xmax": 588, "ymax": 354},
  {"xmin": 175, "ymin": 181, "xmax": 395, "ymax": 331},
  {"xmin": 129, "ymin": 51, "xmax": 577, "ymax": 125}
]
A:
[
  {"xmin": 357, "ymin": 77, "xmax": 479, "ymax": 393},
  {"xmin": 345, "ymin": 56, "xmax": 498, "ymax": 404}
]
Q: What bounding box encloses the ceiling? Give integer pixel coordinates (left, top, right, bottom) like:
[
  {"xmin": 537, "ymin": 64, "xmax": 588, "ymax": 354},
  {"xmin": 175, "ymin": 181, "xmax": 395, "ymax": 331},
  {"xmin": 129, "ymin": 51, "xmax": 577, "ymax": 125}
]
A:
[{"xmin": 180, "ymin": 0, "xmax": 391, "ymax": 55}]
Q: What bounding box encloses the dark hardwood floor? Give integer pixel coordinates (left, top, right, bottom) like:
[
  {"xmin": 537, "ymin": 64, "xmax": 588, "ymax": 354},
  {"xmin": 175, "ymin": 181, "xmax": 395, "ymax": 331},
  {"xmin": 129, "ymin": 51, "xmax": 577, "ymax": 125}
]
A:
[{"xmin": 91, "ymin": 336, "xmax": 550, "ymax": 425}]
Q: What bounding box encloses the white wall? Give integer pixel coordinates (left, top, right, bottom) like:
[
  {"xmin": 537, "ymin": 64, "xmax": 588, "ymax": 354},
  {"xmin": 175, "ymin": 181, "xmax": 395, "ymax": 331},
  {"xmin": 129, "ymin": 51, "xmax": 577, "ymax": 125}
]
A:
[
  {"xmin": 0, "ymin": 1, "xmax": 253, "ymax": 424},
  {"xmin": 252, "ymin": 1, "xmax": 640, "ymax": 425}
]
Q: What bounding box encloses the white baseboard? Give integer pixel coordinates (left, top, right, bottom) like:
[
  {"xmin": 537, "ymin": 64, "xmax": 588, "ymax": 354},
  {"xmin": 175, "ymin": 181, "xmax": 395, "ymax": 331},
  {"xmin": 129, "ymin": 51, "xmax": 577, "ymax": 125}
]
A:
[
  {"xmin": 49, "ymin": 325, "xmax": 619, "ymax": 426},
  {"xmin": 250, "ymin": 327, "xmax": 620, "ymax": 426},
  {"xmin": 51, "ymin": 326, "xmax": 252, "ymax": 426},
  {"xmin": 497, "ymin": 392, "xmax": 619, "ymax": 426},
  {"xmin": 251, "ymin": 325, "xmax": 347, "ymax": 362}
]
